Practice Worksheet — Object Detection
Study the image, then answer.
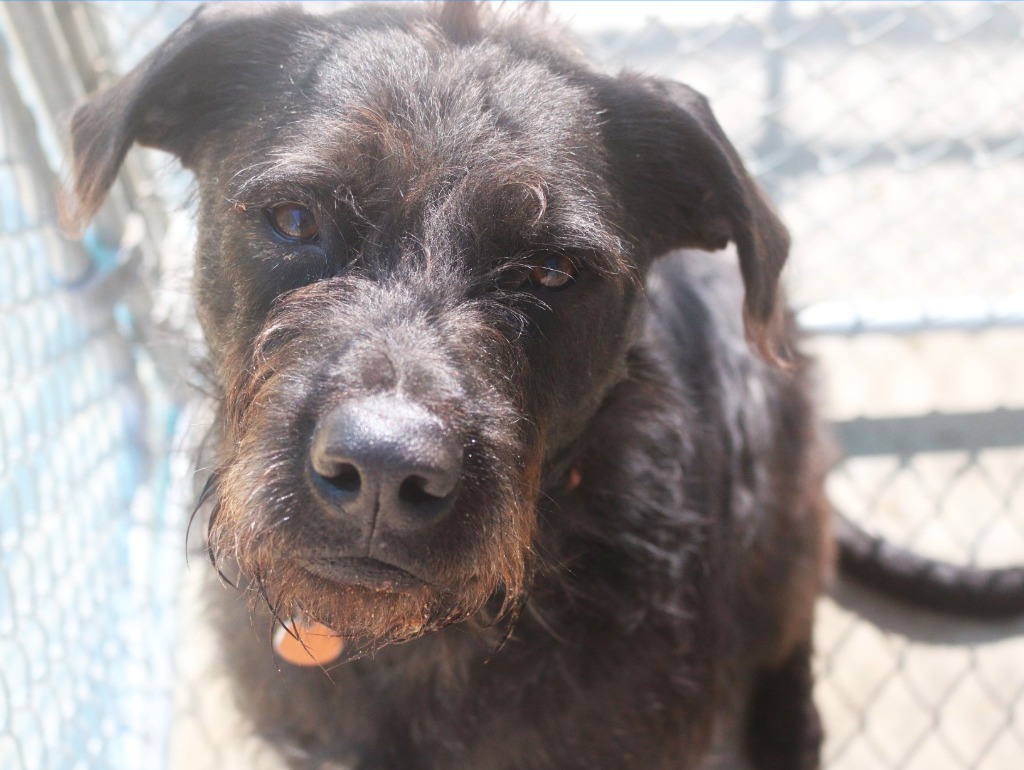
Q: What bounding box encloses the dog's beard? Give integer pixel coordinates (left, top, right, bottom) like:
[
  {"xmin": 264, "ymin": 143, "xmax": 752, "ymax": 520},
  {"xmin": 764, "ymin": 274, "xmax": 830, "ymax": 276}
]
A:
[
  {"xmin": 204, "ymin": 280, "xmax": 542, "ymax": 658},
  {"xmin": 207, "ymin": 447, "xmax": 539, "ymax": 658}
]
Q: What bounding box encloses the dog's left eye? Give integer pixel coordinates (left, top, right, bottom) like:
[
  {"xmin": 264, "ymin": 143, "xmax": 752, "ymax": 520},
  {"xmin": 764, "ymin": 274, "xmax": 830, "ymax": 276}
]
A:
[
  {"xmin": 527, "ymin": 254, "xmax": 576, "ymax": 291},
  {"xmin": 267, "ymin": 202, "xmax": 320, "ymax": 242}
]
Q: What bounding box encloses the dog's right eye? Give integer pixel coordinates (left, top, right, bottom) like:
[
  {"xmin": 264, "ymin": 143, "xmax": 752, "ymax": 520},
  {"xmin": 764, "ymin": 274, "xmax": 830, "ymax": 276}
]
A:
[{"xmin": 266, "ymin": 203, "xmax": 320, "ymax": 242}]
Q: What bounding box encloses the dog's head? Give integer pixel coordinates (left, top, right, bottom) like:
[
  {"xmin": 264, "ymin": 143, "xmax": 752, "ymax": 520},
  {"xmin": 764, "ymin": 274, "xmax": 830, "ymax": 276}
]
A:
[{"xmin": 68, "ymin": 2, "xmax": 788, "ymax": 655}]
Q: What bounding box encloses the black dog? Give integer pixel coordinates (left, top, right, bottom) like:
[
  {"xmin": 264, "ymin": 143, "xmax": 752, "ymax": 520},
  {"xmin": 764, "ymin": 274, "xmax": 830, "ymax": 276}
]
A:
[{"xmin": 66, "ymin": 3, "xmax": 842, "ymax": 768}]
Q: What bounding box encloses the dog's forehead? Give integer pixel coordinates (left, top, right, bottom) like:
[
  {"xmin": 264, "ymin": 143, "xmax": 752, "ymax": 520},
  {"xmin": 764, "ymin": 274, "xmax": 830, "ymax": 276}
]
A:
[
  {"xmin": 314, "ymin": 26, "xmax": 584, "ymax": 133},
  {"xmin": 226, "ymin": 17, "xmax": 618, "ymax": 262}
]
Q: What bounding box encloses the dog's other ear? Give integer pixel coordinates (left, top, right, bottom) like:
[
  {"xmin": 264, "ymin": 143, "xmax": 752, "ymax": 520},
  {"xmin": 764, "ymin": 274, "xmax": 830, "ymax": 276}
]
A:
[
  {"xmin": 438, "ymin": 0, "xmax": 484, "ymax": 45},
  {"xmin": 65, "ymin": 3, "xmax": 301, "ymax": 230},
  {"xmin": 596, "ymin": 75, "xmax": 790, "ymax": 362}
]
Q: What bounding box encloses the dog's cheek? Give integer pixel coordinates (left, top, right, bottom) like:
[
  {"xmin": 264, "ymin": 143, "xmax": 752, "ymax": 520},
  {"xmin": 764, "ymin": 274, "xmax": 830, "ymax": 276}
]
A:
[
  {"xmin": 193, "ymin": 231, "xmax": 328, "ymax": 382},
  {"xmin": 523, "ymin": 282, "xmax": 642, "ymax": 450}
]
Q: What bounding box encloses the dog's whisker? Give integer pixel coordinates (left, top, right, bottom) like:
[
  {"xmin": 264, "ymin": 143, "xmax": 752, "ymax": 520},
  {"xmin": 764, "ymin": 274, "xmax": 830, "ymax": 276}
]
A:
[{"xmin": 186, "ymin": 470, "xmax": 221, "ymax": 568}]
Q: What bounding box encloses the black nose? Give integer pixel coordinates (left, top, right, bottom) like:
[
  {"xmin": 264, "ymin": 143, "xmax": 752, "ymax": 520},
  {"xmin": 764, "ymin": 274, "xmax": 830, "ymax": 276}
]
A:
[{"xmin": 310, "ymin": 396, "xmax": 462, "ymax": 529}]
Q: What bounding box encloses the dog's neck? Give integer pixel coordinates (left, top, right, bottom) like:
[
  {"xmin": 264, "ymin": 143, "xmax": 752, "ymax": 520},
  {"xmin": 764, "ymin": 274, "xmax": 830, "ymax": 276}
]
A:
[{"xmin": 529, "ymin": 338, "xmax": 707, "ymax": 620}]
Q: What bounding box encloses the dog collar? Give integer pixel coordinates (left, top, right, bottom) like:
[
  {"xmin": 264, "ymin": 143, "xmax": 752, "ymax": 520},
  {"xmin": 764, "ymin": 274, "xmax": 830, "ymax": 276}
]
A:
[{"xmin": 274, "ymin": 618, "xmax": 345, "ymax": 667}]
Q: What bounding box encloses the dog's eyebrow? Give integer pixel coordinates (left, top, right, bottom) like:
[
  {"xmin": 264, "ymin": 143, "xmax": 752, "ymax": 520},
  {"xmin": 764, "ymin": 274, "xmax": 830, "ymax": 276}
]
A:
[
  {"xmin": 532, "ymin": 203, "xmax": 633, "ymax": 279},
  {"xmin": 566, "ymin": 245, "xmax": 633, "ymax": 282},
  {"xmin": 227, "ymin": 154, "xmax": 342, "ymax": 204},
  {"xmin": 225, "ymin": 146, "xmax": 631, "ymax": 277}
]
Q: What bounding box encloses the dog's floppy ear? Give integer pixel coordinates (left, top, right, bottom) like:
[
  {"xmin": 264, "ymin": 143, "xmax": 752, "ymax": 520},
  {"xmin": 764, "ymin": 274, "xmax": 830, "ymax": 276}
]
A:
[
  {"xmin": 596, "ymin": 75, "xmax": 790, "ymax": 361},
  {"xmin": 65, "ymin": 3, "xmax": 302, "ymax": 229}
]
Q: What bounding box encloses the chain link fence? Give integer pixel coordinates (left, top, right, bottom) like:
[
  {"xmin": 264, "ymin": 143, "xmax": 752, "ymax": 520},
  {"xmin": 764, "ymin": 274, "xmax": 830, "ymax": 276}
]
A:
[{"xmin": 1, "ymin": 2, "xmax": 1022, "ymax": 768}]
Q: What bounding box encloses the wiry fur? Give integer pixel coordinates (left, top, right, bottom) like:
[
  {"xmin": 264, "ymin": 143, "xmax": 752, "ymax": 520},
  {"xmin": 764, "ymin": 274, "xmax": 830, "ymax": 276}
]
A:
[
  {"xmin": 69, "ymin": 3, "xmax": 835, "ymax": 768},
  {"xmin": 209, "ymin": 274, "xmax": 542, "ymax": 656}
]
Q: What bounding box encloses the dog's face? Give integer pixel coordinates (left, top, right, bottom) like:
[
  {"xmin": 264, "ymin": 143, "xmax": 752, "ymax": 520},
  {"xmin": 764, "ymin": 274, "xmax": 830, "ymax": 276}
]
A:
[{"xmin": 68, "ymin": 3, "xmax": 788, "ymax": 655}]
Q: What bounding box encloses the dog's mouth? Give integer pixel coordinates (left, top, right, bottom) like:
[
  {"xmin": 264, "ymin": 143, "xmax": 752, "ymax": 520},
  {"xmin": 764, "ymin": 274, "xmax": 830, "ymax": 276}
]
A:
[{"xmin": 299, "ymin": 555, "xmax": 427, "ymax": 590}]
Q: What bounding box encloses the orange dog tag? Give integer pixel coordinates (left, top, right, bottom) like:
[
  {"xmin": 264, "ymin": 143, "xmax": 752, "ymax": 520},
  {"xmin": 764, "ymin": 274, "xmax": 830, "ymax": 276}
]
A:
[{"xmin": 274, "ymin": 619, "xmax": 345, "ymax": 667}]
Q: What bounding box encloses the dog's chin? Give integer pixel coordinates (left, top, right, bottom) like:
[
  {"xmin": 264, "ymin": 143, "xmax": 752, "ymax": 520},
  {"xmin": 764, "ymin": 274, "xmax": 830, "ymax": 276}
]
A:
[{"xmin": 236, "ymin": 551, "xmax": 500, "ymax": 652}]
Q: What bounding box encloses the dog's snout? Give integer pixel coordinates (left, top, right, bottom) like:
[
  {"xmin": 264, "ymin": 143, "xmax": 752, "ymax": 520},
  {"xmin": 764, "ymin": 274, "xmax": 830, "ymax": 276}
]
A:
[{"xmin": 310, "ymin": 396, "xmax": 462, "ymax": 528}]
